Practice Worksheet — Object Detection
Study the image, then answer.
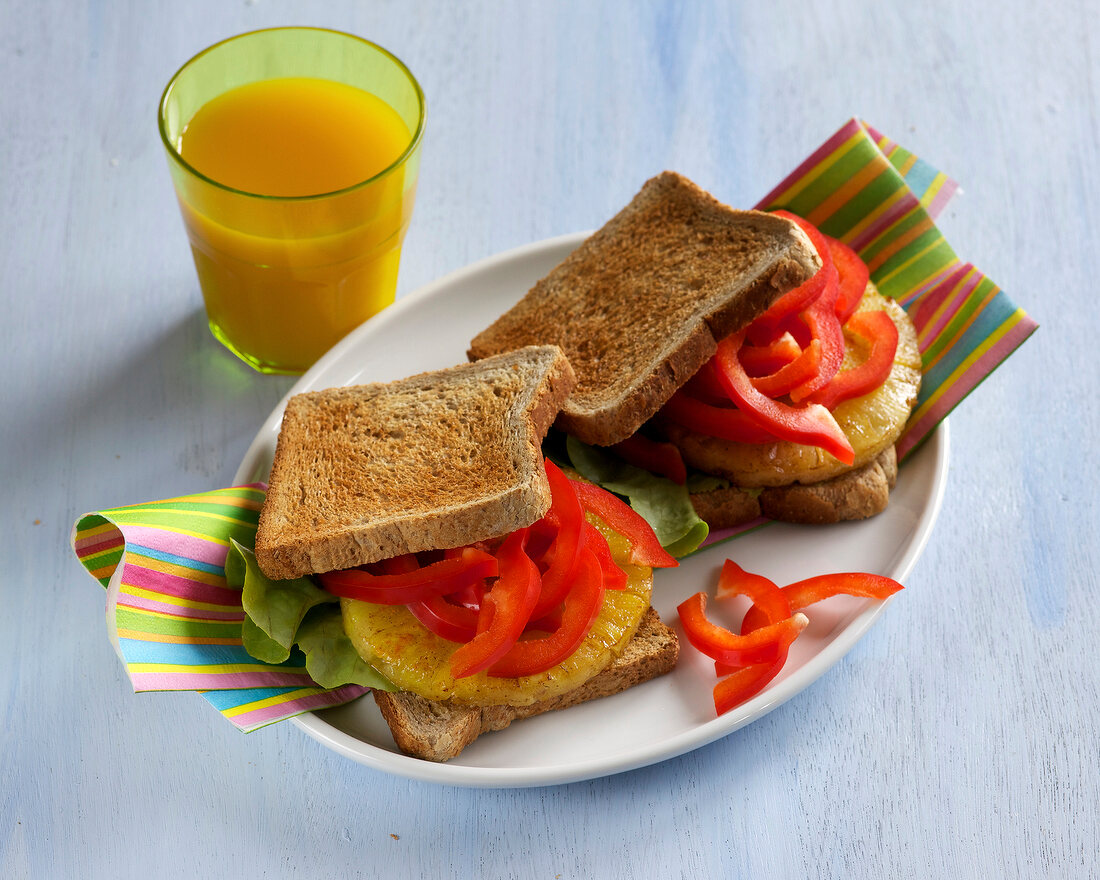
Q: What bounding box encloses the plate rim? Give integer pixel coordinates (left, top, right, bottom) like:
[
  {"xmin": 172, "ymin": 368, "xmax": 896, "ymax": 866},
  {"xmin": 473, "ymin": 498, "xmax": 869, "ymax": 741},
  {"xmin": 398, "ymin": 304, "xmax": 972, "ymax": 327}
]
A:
[{"xmin": 233, "ymin": 231, "xmax": 949, "ymax": 788}]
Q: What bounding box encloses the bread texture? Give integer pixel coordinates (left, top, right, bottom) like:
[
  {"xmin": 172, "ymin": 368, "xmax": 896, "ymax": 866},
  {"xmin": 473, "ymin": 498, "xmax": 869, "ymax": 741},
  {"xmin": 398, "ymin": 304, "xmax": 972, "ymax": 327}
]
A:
[
  {"xmin": 689, "ymin": 446, "xmax": 899, "ymax": 529},
  {"xmin": 372, "ymin": 607, "xmax": 679, "ymax": 762},
  {"xmin": 468, "ymin": 172, "xmax": 821, "ymax": 447},
  {"xmin": 254, "ymin": 346, "xmax": 576, "ymax": 580}
]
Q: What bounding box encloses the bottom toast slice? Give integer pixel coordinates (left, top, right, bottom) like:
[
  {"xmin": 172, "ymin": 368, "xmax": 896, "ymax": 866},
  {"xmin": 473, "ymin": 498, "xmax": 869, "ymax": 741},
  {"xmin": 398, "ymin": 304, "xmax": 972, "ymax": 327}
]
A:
[
  {"xmin": 690, "ymin": 446, "xmax": 898, "ymax": 529},
  {"xmin": 373, "ymin": 607, "xmax": 679, "ymax": 762}
]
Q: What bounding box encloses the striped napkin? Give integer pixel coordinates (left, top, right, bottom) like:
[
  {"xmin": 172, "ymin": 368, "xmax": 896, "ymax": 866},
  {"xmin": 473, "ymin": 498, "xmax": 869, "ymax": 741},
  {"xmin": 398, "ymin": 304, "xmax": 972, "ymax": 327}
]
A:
[
  {"xmin": 71, "ymin": 119, "xmax": 1036, "ymax": 731},
  {"xmin": 72, "ymin": 485, "xmax": 368, "ymax": 731},
  {"xmin": 755, "ymin": 118, "xmax": 1036, "ymax": 460}
]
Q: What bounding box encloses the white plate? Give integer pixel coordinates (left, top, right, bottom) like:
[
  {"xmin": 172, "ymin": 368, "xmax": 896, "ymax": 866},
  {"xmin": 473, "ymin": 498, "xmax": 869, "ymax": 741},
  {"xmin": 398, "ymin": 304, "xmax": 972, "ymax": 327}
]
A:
[{"xmin": 234, "ymin": 231, "xmax": 949, "ymax": 788}]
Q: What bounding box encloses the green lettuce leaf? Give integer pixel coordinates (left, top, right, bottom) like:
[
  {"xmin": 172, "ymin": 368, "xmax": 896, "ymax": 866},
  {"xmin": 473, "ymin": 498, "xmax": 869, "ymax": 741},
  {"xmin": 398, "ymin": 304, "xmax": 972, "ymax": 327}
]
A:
[
  {"xmin": 294, "ymin": 606, "xmax": 396, "ymax": 691},
  {"xmin": 226, "ymin": 540, "xmax": 336, "ymax": 662},
  {"xmin": 224, "ymin": 540, "xmax": 395, "ymax": 691},
  {"xmin": 565, "ymin": 436, "xmax": 709, "ymax": 557}
]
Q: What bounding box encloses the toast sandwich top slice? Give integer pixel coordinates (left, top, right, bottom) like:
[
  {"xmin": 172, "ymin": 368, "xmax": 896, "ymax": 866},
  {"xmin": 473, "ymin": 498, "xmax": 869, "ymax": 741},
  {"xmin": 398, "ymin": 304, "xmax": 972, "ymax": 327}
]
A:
[
  {"xmin": 468, "ymin": 171, "xmax": 822, "ymax": 447},
  {"xmin": 254, "ymin": 345, "xmax": 576, "ymax": 581}
]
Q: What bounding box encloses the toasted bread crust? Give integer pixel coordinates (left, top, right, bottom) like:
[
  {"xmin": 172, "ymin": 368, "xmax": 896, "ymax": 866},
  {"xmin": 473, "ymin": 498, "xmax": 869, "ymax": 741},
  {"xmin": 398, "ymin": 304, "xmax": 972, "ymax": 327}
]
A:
[
  {"xmin": 688, "ymin": 447, "xmax": 899, "ymax": 529},
  {"xmin": 372, "ymin": 607, "xmax": 679, "ymax": 762},
  {"xmin": 468, "ymin": 172, "xmax": 821, "ymax": 446},
  {"xmin": 254, "ymin": 346, "xmax": 576, "ymax": 580}
]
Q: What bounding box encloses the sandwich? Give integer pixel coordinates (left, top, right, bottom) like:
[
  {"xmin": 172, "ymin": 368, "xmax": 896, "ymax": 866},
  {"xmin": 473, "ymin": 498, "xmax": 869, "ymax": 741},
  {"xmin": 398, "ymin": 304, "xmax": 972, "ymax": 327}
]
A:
[
  {"xmin": 253, "ymin": 345, "xmax": 679, "ymax": 762},
  {"xmin": 467, "ymin": 172, "xmax": 921, "ymax": 530}
]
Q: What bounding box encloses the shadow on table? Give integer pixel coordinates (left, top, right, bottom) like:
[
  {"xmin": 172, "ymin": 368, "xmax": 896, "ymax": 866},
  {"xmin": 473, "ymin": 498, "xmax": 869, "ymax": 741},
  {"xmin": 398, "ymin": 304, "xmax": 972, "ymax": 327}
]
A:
[{"xmin": 21, "ymin": 305, "xmax": 297, "ymax": 514}]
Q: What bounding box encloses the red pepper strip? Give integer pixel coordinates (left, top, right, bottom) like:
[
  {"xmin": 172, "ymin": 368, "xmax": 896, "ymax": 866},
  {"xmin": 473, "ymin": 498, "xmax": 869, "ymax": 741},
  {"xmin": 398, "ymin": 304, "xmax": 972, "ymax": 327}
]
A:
[
  {"xmin": 319, "ymin": 548, "xmax": 498, "ymax": 605},
  {"xmin": 713, "ymin": 655, "xmax": 790, "ymax": 715},
  {"xmin": 381, "ymin": 554, "xmax": 420, "ymax": 575},
  {"xmin": 524, "ymin": 516, "xmax": 558, "ymax": 565},
  {"xmin": 713, "ymin": 560, "xmax": 791, "ymax": 676},
  {"xmin": 488, "ymin": 548, "xmax": 606, "ymax": 678},
  {"xmin": 712, "ymin": 332, "xmax": 855, "ymax": 464},
  {"xmin": 530, "ymin": 461, "xmax": 586, "ymax": 619},
  {"xmin": 610, "ymin": 434, "xmax": 688, "ymax": 485},
  {"xmin": 744, "ymin": 238, "xmax": 831, "ymax": 346},
  {"xmin": 737, "ymin": 333, "xmax": 802, "ymax": 377},
  {"xmin": 750, "ymin": 339, "xmax": 822, "ymax": 398},
  {"xmin": 407, "ymin": 594, "xmax": 479, "ymax": 643},
  {"xmin": 740, "ymin": 572, "xmax": 904, "ymax": 633},
  {"xmin": 570, "ymin": 479, "xmax": 679, "ymax": 568},
  {"xmin": 526, "ymin": 603, "xmax": 564, "ymax": 634},
  {"xmin": 711, "ymin": 561, "xmax": 797, "ymax": 709},
  {"xmin": 806, "ymin": 310, "xmax": 898, "ymax": 410},
  {"xmin": 661, "ymin": 390, "xmax": 779, "ymax": 444},
  {"xmin": 716, "ymin": 560, "xmax": 791, "ymax": 623},
  {"xmin": 827, "ymin": 235, "xmax": 870, "ymax": 325},
  {"xmin": 584, "ymin": 521, "xmax": 627, "ymax": 591},
  {"xmin": 677, "ymin": 592, "xmax": 808, "ymax": 667},
  {"xmin": 786, "ymin": 264, "xmax": 843, "ymax": 401},
  {"xmin": 449, "ymin": 528, "xmax": 541, "ymax": 679}
]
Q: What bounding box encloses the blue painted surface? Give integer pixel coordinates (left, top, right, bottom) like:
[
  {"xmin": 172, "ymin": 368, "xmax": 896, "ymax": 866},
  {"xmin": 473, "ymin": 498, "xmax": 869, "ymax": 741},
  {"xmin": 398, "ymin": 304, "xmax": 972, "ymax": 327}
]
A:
[{"xmin": 3, "ymin": 1, "xmax": 1097, "ymax": 877}]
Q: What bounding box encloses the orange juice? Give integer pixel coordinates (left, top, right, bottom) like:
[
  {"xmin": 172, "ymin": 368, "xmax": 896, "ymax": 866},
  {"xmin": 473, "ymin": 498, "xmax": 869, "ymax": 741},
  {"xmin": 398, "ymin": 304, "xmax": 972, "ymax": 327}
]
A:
[{"xmin": 171, "ymin": 76, "xmax": 417, "ymax": 372}]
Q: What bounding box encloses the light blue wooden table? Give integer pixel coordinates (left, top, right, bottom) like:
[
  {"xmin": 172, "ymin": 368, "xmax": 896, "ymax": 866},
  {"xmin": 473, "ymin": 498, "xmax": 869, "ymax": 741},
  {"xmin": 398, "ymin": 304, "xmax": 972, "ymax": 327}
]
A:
[{"xmin": 4, "ymin": 1, "xmax": 1096, "ymax": 876}]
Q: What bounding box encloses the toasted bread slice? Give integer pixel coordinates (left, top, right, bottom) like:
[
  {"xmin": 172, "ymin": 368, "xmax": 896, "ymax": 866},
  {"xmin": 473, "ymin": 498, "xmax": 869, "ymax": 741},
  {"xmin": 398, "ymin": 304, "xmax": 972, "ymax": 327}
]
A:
[
  {"xmin": 468, "ymin": 172, "xmax": 821, "ymax": 447},
  {"xmin": 254, "ymin": 346, "xmax": 576, "ymax": 580},
  {"xmin": 689, "ymin": 447, "xmax": 899, "ymax": 529},
  {"xmin": 372, "ymin": 607, "xmax": 679, "ymax": 762}
]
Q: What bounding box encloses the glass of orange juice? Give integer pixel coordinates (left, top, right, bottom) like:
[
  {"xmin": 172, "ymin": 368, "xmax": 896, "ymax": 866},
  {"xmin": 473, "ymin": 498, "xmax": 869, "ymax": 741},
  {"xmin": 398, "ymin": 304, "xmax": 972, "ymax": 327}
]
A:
[{"xmin": 158, "ymin": 28, "xmax": 425, "ymax": 374}]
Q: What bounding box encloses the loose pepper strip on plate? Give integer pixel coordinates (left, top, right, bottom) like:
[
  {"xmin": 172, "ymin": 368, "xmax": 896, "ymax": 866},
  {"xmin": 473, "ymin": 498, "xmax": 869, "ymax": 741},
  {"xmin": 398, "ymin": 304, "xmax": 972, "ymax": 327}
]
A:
[
  {"xmin": 740, "ymin": 571, "xmax": 903, "ymax": 634},
  {"xmin": 677, "ymin": 591, "xmax": 808, "ymax": 667},
  {"xmin": 449, "ymin": 528, "xmax": 542, "ymax": 679},
  {"xmin": 318, "ymin": 547, "xmax": 498, "ymax": 605}
]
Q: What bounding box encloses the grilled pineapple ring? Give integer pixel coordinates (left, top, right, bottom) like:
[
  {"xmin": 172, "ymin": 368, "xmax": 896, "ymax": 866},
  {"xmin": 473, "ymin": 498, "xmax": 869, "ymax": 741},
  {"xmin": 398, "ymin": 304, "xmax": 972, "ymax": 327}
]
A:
[
  {"xmin": 340, "ymin": 515, "xmax": 652, "ymax": 707},
  {"xmin": 666, "ymin": 284, "xmax": 922, "ymax": 487}
]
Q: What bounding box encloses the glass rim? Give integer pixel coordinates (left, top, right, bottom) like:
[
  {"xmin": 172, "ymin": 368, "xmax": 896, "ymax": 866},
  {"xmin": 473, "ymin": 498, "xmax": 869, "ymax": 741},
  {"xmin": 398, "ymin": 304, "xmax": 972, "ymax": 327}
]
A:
[{"xmin": 157, "ymin": 26, "xmax": 426, "ymax": 202}]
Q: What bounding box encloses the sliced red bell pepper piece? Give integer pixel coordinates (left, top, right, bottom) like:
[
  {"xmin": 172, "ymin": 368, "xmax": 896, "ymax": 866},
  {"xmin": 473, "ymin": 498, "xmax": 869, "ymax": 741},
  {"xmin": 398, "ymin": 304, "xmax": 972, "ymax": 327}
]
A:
[
  {"xmin": 488, "ymin": 548, "xmax": 606, "ymax": 678},
  {"xmin": 570, "ymin": 479, "xmax": 679, "ymax": 568},
  {"xmin": 530, "ymin": 460, "xmax": 586, "ymax": 619},
  {"xmin": 740, "ymin": 571, "xmax": 904, "ymax": 633},
  {"xmin": 750, "ymin": 339, "xmax": 822, "ymax": 398},
  {"xmin": 716, "ymin": 560, "xmax": 792, "ymax": 628},
  {"xmin": 661, "ymin": 390, "xmax": 779, "ymax": 444},
  {"xmin": 745, "ymin": 215, "xmax": 832, "ymax": 347},
  {"xmin": 406, "ymin": 594, "xmax": 478, "ymax": 643},
  {"xmin": 449, "ymin": 528, "xmax": 541, "ymax": 679},
  {"xmin": 827, "ymin": 235, "xmax": 870, "ymax": 325},
  {"xmin": 713, "ymin": 560, "xmax": 792, "ymax": 676},
  {"xmin": 713, "ymin": 654, "xmax": 790, "ymax": 715},
  {"xmin": 806, "ymin": 309, "xmax": 898, "ymax": 410},
  {"xmin": 785, "ymin": 266, "xmax": 844, "ymax": 401},
  {"xmin": 677, "ymin": 591, "xmax": 808, "ymax": 667},
  {"xmin": 610, "ymin": 433, "xmax": 688, "ymax": 485},
  {"xmin": 584, "ymin": 520, "xmax": 627, "ymax": 591},
  {"xmin": 319, "ymin": 548, "xmax": 498, "ymax": 605},
  {"xmin": 737, "ymin": 332, "xmax": 803, "ymax": 377},
  {"xmin": 712, "ymin": 332, "xmax": 855, "ymax": 464}
]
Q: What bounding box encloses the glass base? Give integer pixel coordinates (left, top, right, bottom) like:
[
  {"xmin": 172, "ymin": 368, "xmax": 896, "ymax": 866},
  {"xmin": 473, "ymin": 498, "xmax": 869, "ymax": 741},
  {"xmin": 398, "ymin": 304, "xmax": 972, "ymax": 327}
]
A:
[{"xmin": 208, "ymin": 319, "xmax": 306, "ymax": 375}]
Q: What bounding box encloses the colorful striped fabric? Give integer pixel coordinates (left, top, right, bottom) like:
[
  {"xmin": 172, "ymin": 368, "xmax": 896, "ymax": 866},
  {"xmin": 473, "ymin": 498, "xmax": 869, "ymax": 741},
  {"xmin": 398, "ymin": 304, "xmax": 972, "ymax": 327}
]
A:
[
  {"xmin": 755, "ymin": 118, "xmax": 1036, "ymax": 460},
  {"xmin": 71, "ymin": 120, "xmax": 1036, "ymax": 732},
  {"xmin": 71, "ymin": 485, "xmax": 369, "ymax": 731}
]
